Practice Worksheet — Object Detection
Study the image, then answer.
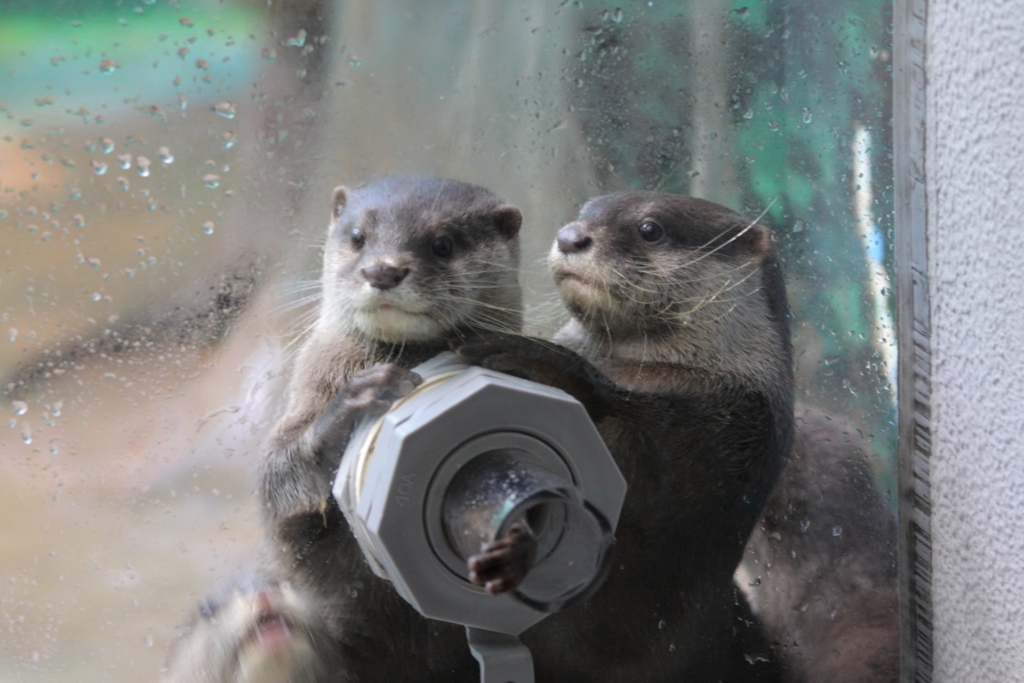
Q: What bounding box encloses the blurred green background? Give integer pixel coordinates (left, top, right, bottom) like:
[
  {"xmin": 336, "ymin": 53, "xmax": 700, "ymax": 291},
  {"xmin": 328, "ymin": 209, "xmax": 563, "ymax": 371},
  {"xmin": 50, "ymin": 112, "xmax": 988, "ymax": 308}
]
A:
[{"xmin": 0, "ymin": 1, "xmax": 893, "ymax": 680}]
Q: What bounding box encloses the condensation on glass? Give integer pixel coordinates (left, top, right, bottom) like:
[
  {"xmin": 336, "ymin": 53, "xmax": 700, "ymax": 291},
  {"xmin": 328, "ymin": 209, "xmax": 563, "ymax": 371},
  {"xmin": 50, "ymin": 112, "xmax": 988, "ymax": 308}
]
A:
[{"xmin": 0, "ymin": 1, "xmax": 894, "ymax": 680}]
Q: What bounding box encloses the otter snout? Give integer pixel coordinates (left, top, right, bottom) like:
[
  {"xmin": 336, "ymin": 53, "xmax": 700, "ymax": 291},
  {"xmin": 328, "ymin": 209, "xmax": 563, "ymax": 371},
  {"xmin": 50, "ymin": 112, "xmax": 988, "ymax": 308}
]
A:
[
  {"xmin": 362, "ymin": 263, "xmax": 410, "ymax": 290},
  {"xmin": 556, "ymin": 224, "xmax": 592, "ymax": 255}
]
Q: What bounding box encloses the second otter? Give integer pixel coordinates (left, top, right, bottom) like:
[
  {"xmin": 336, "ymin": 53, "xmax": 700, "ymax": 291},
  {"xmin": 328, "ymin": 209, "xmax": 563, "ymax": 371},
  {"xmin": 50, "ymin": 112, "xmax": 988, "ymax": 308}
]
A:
[
  {"xmin": 259, "ymin": 176, "xmax": 525, "ymax": 681},
  {"xmin": 459, "ymin": 191, "xmax": 794, "ymax": 682}
]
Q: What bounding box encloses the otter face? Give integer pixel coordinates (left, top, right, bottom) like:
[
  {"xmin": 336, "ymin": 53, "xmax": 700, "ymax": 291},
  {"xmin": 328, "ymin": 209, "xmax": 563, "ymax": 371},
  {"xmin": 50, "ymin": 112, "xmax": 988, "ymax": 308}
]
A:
[
  {"xmin": 162, "ymin": 578, "xmax": 330, "ymax": 683},
  {"xmin": 548, "ymin": 191, "xmax": 772, "ymax": 342},
  {"xmin": 321, "ymin": 176, "xmax": 522, "ymax": 344}
]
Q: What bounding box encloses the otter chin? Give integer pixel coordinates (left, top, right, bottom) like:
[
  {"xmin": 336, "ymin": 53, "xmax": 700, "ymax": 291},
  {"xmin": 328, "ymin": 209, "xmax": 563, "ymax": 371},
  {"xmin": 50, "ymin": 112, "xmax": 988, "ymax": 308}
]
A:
[
  {"xmin": 352, "ymin": 300, "xmax": 447, "ymax": 343},
  {"xmin": 549, "ymin": 267, "xmax": 624, "ymax": 319}
]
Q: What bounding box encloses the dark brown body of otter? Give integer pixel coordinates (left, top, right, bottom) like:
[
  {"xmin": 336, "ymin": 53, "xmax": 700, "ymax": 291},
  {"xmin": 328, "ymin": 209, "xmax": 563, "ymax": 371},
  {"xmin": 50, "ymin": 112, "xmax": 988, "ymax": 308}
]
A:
[
  {"xmin": 257, "ymin": 175, "xmax": 524, "ymax": 682},
  {"xmin": 459, "ymin": 191, "xmax": 794, "ymax": 682},
  {"xmin": 741, "ymin": 405, "xmax": 899, "ymax": 683}
]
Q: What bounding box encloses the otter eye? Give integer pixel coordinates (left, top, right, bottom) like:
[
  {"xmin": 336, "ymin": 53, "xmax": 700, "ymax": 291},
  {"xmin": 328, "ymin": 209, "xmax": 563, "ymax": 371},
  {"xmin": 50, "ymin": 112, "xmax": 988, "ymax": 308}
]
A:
[
  {"xmin": 350, "ymin": 228, "xmax": 365, "ymax": 250},
  {"xmin": 638, "ymin": 221, "xmax": 664, "ymax": 242},
  {"xmin": 432, "ymin": 235, "xmax": 454, "ymax": 258}
]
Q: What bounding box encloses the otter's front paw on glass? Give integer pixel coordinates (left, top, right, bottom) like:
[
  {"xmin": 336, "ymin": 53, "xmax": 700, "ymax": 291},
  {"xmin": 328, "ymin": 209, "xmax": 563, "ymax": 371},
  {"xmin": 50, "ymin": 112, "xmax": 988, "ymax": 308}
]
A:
[
  {"xmin": 343, "ymin": 362, "xmax": 422, "ymax": 413},
  {"xmin": 467, "ymin": 521, "xmax": 538, "ymax": 595},
  {"xmin": 313, "ymin": 363, "xmax": 422, "ymax": 449}
]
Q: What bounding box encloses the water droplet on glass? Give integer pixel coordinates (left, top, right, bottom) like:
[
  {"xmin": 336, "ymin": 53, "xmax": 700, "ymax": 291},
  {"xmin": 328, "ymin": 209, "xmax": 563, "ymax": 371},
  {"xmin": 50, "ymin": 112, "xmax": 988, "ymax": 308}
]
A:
[
  {"xmin": 145, "ymin": 634, "xmax": 154, "ymax": 648},
  {"xmin": 802, "ymin": 108, "xmax": 813, "ymax": 124},
  {"xmin": 195, "ymin": 58, "xmax": 210, "ymax": 70},
  {"xmin": 52, "ymin": 401, "xmax": 62, "ymax": 417},
  {"xmin": 99, "ymin": 59, "xmax": 121, "ymax": 74},
  {"xmin": 202, "ymin": 221, "xmax": 214, "ymax": 235},
  {"xmin": 59, "ymin": 156, "xmax": 76, "ymax": 168},
  {"xmin": 177, "ymin": 46, "xmax": 190, "ymax": 59},
  {"xmin": 74, "ymin": 214, "xmax": 85, "ymax": 228},
  {"xmin": 91, "ymin": 160, "xmax": 108, "ymax": 175},
  {"xmin": 136, "ymin": 104, "xmax": 166, "ymax": 120},
  {"xmin": 742, "ymin": 109, "xmax": 753, "ymax": 120},
  {"xmin": 117, "ymin": 176, "xmax": 130, "ymax": 191},
  {"xmin": 158, "ymin": 146, "xmax": 174, "ymax": 164},
  {"xmin": 262, "ymin": 48, "xmax": 277, "ymax": 61},
  {"xmin": 285, "ymin": 28, "xmax": 307, "ymax": 47},
  {"xmin": 179, "ymin": 16, "xmax": 194, "ymax": 27},
  {"xmin": 20, "ymin": 424, "xmax": 32, "ymax": 445},
  {"xmin": 346, "ymin": 55, "xmax": 362, "ymax": 67},
  {"xmin": 658, "ymin": 619, "xmax": 666, "ymax": 630},
  {"xmin": 767, "ymin": 121, "xmax": 780, "ymax": 132},
  {"xmin": 221, "ymin": 131, "xmax": 236, "ymax": 149},
  {"xmin": 117, "ymin": 153, "xmax": 131, "ymax": 170},
  {"xmin": 212, "ymin": 102, "xmax": 236, "ymax": 119},
  {"xmin": 12, "ymin": 401, "xmax": 28, "ymax": 416},
  {"xmin": 799, "ymin": 519, "xmax": 810, "ymax": 532},
  {"xmin": 100, "ymin": 137, "xmax": 115, "ymax": 154},
  {"xmin": 88, "ymin": 257, "xmax": 102, "ymax": 269},
  {"xmin": 612, "ymin": 8, "xmax": 623, "ymax": 22},
  {"xmin": 136, "ymin": 156, "xmax": 151, "ymax": 177},
  {"xmin": 0, "ymin": 211, "xmax": 7, "ymax": 220},
  {"xmin": 8, "ymin": 329, "xmax": 17, "ymax": 343},
  {"xmin": 832, "ymin": 526, "xmax": 843, "ymax": 537},
  {"xmin": 49, "ymin": 441, "xmax": 58, "ymax": 455},
  {"xmin": 203, "ymin": 174, "xmax": 220, "ymax": 189},
  {"xmin": 91, "ymin": 292, "xmax": 102, "ymax": 302}
]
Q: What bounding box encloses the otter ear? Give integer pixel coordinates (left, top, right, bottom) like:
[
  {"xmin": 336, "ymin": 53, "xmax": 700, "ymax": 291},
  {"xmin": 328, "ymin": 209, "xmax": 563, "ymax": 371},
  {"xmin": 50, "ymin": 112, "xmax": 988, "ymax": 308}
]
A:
[
  {"xmin": 493, "ymin": 205, "xmax": 522, "ymax": 240},
  {"xmin": 331, "ymin": 185, "xmax": 349, "ymax": 222},
  {"xmin": 738, "ymin": 223, "xmax": 772, "ymax": 258}
]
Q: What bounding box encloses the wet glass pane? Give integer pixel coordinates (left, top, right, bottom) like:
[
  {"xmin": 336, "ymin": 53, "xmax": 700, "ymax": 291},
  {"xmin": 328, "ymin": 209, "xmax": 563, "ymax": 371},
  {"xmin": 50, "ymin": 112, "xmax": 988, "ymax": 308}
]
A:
[{"xmin": 0, "ymin": 1, "xmax": 895, "ymax": 681}]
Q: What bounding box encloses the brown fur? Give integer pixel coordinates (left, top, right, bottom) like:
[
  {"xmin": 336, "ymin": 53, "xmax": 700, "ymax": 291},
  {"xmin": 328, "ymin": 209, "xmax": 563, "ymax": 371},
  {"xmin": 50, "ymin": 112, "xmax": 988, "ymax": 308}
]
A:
[
  {"xmin": 253, "ymin": 176, "xmax": 523, "ymax": 681},
  {"xmin": 458, "ymin": 191, "xmax": 794, "ymax": 682},
  {"xmin": 739, "ymin": 405, "xmax": 899, "ymax": 683}
]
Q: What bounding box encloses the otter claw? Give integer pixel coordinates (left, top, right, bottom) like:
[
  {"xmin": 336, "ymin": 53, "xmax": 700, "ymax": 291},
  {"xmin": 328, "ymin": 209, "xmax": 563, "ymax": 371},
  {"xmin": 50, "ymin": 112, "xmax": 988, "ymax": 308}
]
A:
[
  {"xmin": 467, "ymin": 521, "xmax": 537, "ymax": 595},
  {"xmin": 311, "ymin": 364, "xmax": 422, "ymax": 461}
]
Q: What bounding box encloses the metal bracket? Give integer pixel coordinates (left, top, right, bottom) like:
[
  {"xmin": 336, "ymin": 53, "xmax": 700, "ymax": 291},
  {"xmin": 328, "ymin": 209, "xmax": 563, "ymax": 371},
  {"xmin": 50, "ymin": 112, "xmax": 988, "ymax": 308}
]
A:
[{"xmin": 466, "ymin": 627, "xmax": 534, "ymax": 683}]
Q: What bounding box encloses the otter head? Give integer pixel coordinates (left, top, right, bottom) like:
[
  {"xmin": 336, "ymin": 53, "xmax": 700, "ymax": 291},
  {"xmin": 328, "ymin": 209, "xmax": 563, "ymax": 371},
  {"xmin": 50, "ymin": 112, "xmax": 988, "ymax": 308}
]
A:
[
  {"xmin": 321, "ymin": 176, "xmax": 522, "ymax": 345},
  {"xmin": 548, "ymin": 191, "xmax": 784, "ymax": 365},
  {"xmin": 161, "ymin": 578, "xmax": 336, "ymax": 683}
]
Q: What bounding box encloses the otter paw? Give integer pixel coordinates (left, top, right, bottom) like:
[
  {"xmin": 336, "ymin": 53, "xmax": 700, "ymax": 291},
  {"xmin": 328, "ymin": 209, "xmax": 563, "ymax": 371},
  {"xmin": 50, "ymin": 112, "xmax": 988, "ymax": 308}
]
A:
[
  {"xmin": 455, "ymin": 335, "xmax": 574, "ymax": 377},
  {"xmin": 313, "ymin": 363, "xmax": 422, "ymax": 450},
  {"xmin": 341, "ymin": 362, "xmax": 423, "ymax": 415},
  {"xmin": 467, "ymin": 521, "xmax": 537, "ymax": 595}
]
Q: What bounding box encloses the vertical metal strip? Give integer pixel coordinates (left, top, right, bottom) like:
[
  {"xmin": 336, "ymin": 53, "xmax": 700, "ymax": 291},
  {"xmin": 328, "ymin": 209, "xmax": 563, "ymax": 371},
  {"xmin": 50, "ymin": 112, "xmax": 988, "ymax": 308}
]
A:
[{"xmin": 893, "ymin": 0, "xmax": 933, "ymax": 681}]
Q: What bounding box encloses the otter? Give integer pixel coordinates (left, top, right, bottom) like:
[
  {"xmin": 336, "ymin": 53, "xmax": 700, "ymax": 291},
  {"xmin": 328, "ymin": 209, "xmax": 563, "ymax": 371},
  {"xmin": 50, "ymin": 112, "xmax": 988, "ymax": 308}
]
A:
[
  {"xmin": 161, "ymin": 576, "xmax": 344, "ymax": 683},
  {"xmin": 739, "ymin": 405, "xmax": 899, "ymax": 683},
  {"xmin": 456, "ymin": 191, "xmax": 794, "ymax": 682},
  {"xmin": 257, "ymin": 175, "xmax": 528, "ymax": 681}
]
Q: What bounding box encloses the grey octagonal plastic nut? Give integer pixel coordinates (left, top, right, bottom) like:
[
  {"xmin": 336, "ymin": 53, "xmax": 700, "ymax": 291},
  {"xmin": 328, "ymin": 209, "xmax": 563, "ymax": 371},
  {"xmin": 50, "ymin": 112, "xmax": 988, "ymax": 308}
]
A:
[{"xmin": 333, "ymin": 352, "xmax": 626, "ymax": 636}]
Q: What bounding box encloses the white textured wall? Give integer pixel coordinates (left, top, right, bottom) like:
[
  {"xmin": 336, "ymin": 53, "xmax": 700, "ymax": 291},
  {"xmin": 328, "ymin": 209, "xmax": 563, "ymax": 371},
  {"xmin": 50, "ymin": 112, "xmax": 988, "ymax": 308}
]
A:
[{"xmin": 928, "ymin": 3, "xmax": 1024, "ymax": 680}]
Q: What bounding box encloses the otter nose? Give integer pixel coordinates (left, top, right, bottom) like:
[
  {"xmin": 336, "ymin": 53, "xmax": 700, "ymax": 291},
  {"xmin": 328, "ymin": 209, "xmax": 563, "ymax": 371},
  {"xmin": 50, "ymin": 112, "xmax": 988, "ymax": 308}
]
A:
[
  {"xmin": 556, "ymin": 225, "xmax": 592, "ymax": 255},
  {"xmin": 362, "ymin": 264, "xmax": 410, "ymax": 290}
]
